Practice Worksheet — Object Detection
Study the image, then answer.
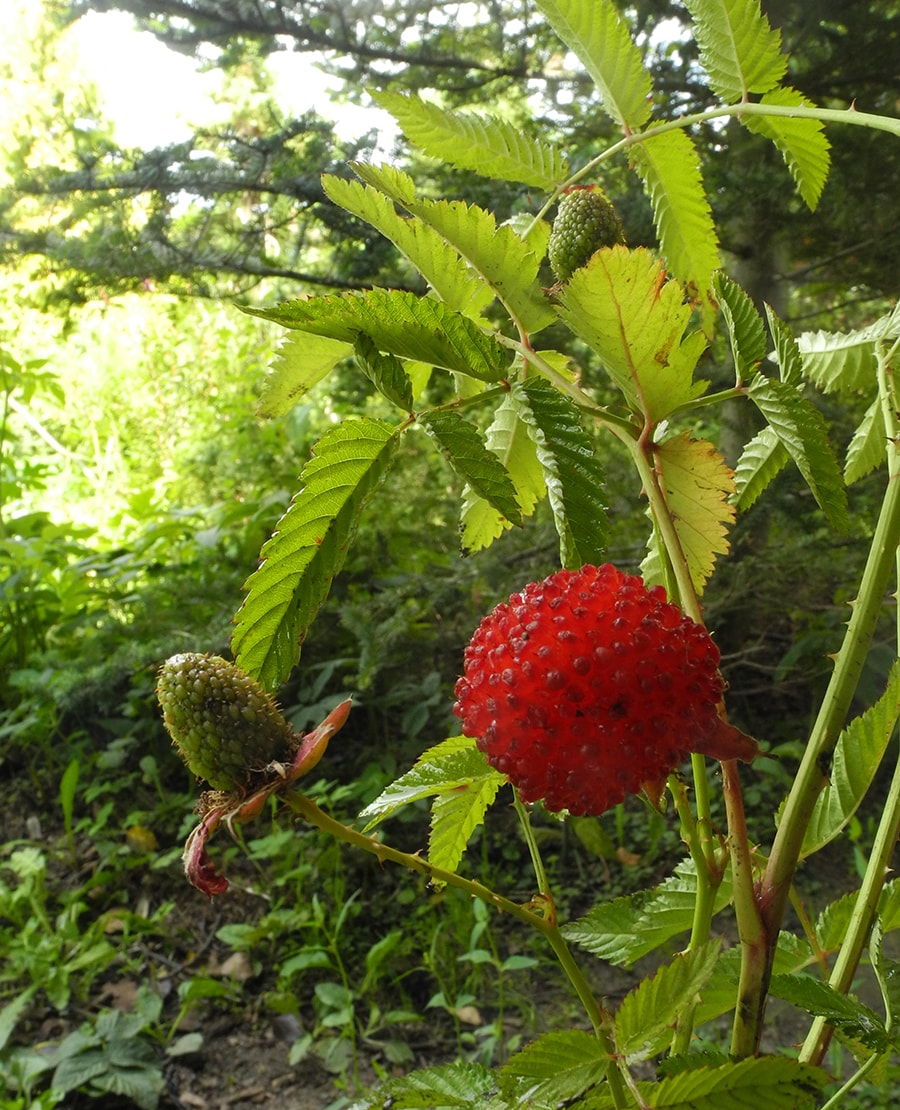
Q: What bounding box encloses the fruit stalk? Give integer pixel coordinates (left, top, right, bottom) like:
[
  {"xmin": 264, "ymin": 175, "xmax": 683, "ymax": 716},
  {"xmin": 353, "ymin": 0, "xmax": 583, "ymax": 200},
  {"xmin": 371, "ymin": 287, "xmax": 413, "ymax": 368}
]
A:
[{"xmin": 282, "ymin": 788, "xmax": 638, "ymax": 1107}]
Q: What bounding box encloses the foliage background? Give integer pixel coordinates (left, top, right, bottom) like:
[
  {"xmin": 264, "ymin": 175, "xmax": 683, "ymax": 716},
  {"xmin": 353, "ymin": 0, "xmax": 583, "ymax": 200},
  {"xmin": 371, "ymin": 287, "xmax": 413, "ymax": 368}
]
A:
[{"xmin": 1, "ymin": 0, "xmax": 898, "ymax": 1106}]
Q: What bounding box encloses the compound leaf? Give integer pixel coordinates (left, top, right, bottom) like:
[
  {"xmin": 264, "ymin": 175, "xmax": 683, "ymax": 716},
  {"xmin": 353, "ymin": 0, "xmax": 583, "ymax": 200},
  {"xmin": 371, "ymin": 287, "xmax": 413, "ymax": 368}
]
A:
[
  {"xmin": 630, "ymin": 130, "xmax": 720, "ymax": 313},
  {"xmin": 557, "ymin": 246, "xmax": 709, "ymax": 423},
  {"xmin": 323, "ymin": 173, "xmax": 494, "ymax": 319},
  {"xmin": 642, "ymin": 433, "xmax": 736, "ymax": 594},
  {"xmin": 616, "ymin": 942, "xmax": 721, "ymax": 1063},
  {"xmin": 232, "ymin": 418, "xmax": 399, "ymax": 690},
  {"xmin": 371, "ymin": 90, "xmax": 568, "ymax": 189},
  {"xmin": 516, "ymin": 376, "xmax": 608, "ymax": 568},
  {"xmin": 460, "ymin": 392, "xmax": 546, "ymax": 554},
  {"xmin": 534, "ymin": 0, "xmax": 652, "ymax": 130},
  {"xmin": 246, "ymin": 289, "xmax": 510, "ymax": 383},
  {"xmin": 742, "ymin": 87, "xmax": 831, "ymax": 210},
  {"xmin": 683, "ymin": 0, "xmax": 788, "ymax": 101},
  {"xmin": 359, "ymin": 736, "xmax": 504, "ymax": 831},
  {"xmin": 499, "ymin": 1029, "xmax": 608, "ymax": 1105},
  {"xmin": 799, "ymin": 658, "xmax": 900, "ymax": 859},
  {"xmin": 421, "ymin": 408, "xmax": 523, "ymax": 526},
  {"xmin": 259, "ymin": 332, "xmax": 352, "ymax": 418}
]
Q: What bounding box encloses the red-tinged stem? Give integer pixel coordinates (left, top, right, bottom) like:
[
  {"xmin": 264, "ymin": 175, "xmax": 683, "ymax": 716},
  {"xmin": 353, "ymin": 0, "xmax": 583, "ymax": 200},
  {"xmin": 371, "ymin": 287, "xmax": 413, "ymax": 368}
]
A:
[{"xmin": 629, "ymin": 430, "xmax": 765, "ymax": 1054}]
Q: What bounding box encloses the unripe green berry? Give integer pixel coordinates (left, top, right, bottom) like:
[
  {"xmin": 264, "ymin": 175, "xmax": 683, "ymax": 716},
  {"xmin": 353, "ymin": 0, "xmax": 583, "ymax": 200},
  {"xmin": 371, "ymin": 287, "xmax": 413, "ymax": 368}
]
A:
[
  {"xmin": 157, "ymin": 653, "xmax": 296, "ymax": 790},
  {"xmin": 547, "ymin": 186, "xmax": 626, "ymax": 282}
]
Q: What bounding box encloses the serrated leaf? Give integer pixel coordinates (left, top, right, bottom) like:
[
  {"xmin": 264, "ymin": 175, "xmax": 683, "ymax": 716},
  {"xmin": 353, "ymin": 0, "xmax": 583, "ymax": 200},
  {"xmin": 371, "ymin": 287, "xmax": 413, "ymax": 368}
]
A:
[
  {"xmin": 712, "ymin": 272, "xmax": 767, "ymax": 382},
  {"xmin": 844, "ymin": 398, "xmax": 886, "ymax": 485},
  {"xmin": 742, "ymin": 87, "xmax": 831, "ymax": 210},
  {"xmin": 246, "ymin": 289, "xmax": 510, "ymax": 382},
  {"xmin": 690, "ymin": 932, "xmax": 816, "ymax": 1030},
  {"xmin": 799, "ymin": 308, "xmax": 900, "ymax": 394},
  {"xmin": 769, "ymin": 974, "xmax": 888, "ymax": 1050},
  {"xmin": 765, "ymin": 304, "xmax": 805, "ymax": 386},
  {"xmin": 615, "ymin": 942, "xmax": 721, "ymax": 1062},
  {"xmin": 642, "ymin": 433, "xmax": 736, "ymax": 595},
  {"xmin": 516, "ymin": 376, "xmax": 608, "ymax": 568},
  {"xmin": 371, "ymin": 90, "xmax": 569, "ymax": 189},
  {"xmin": 534, "ymin": 0, "xmax": 652, "ymax": 130},
  {"xmin": 798, "ymin": 658, "xmax": 900, "ymax": 858},
  {"xmin": 421, "ymin": 408, "xmax": 523, "ymax": 526},
  {"xmin": 374, "ymin": 1061, "xmax": 496, "ymax": 1108},
  {"xmin": 460, "ymin": 392, "xmax": 546, "ymax": 554},
  {"xmin": 359, "ymin": 736, "xmax": 505, "ymax": 831},
  {"xmin": 499, "ymin": 1029, "xmax": 608, "ymax": 1105},
  {"xmin": 747, "ymin": 373, "xmax": 849, "ymax": 530},
  {"xmin": 730, "ymin": 425, "xmax": 791, "ymax": 510},
  {"xmin": 638, "ymin": 1056, "xmax": 826, "ymax": 1108},
  {"xmin": 259, "ymin": 332, "xmax": 352, "ymax": 418},
  {"xmin": 428, "ymin": 773, "xmax": 504, "ymax": 880},
  {"xmin": 816, "ymin": 889, "xmax": 864, "ymax": 952},
  {"xmin": 630, "ymin": 130, "xmax": 720, "ymax": 311},
  {"xmin": 354, "ymin": 334, "xmax": 414, "ymax": 411},
  {"xmin": 232, "ymin": 418, "xmax": 398, "ymax": 690},
  {"xmin": 683, "ymin": 0, "xmax": 788, "ymax": 101},
  {"xmin": 395, "ymin": 196, "xmax": 555, "ymax": 334},
  {"xmin": 557, "ymin": 246, "xmax": 709, "ymax": 423},
  {"xmin": 562, "ymin": 860, "xmax": 733, "ymax": 967},
  {"xmin": 323, "ymin": 173, "xmax": 494, "ymax": 319},
  {"xmin": 871, "ymin": 917, "xmax": 900, "ymax": 1035}
]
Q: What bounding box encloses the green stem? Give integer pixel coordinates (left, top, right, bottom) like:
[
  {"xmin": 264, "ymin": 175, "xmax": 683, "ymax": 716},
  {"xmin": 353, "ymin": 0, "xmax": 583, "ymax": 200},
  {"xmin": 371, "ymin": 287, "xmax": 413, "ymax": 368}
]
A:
[
  {"xmin": 799, "ymin": 341, "xmax": 900, "ymax": 1066},
  {"xmin": 799, "ymin": 741, "xmax": 900, "ymax": 1066},
  {"xmin": 754, "ymin": 338, "xmax": 900, "ymax": 1046},
  {"xmin": 512, "ymin": 790, "xmax": 552, "ymax": 896},
  {"xmin": 523, "ymin": 101, "xmax": 897, "ymax": 240},
  {"xmin": 668, "ymin": 771, "xmax": 721, "ymax": 1055},
  {"xmin": 500, "ymin": 336, "xmax": 640, "ymax": 439},
  {"xmin": 577, "ymin": 103, "xmax": 900, "ymax": 184},
  {"xmin": 283, "ymin": 792, "xmax": 639, "ymax": 1108}
]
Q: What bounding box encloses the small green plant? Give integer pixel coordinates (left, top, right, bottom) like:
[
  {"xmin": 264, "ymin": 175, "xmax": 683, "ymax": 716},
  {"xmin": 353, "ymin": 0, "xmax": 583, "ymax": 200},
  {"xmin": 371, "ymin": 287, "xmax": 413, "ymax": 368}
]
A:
[
  {"xmin": 0, "ymin": 847, "xmax": 117, "ymax": 1023},
  {"xmin": 156, "ymin": 1, "xmax": 900, "ymax": 1106}
]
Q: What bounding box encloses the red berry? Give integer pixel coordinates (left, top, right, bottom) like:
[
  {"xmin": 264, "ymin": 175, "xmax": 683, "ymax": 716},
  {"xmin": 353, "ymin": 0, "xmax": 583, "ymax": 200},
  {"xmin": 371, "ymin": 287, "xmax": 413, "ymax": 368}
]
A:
[{"xmin": 453, "ymin": 564, "xmax": 753, "ymax": 816}]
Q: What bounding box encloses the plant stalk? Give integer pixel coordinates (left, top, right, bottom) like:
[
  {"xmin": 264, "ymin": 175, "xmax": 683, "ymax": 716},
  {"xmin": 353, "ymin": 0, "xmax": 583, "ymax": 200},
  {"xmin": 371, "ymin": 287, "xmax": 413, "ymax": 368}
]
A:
[
  {"xmin": 799, "ymin": 341, "xmax": 900, "ymax": 1065},
  {"xmin": 283, "ymin": 792, "xmax": 639, "ymax": 1108},
  {"xmin": 751, "ymin": 339, "xmax": 900, "ymax": 1049}
]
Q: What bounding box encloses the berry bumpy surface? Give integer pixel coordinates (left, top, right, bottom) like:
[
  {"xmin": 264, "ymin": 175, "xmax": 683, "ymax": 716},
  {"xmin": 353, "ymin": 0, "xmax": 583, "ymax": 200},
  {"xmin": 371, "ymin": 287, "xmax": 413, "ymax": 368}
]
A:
[
  {"xmin": 453, "ymin": 564, "xmax": 726, "ymax": 816},
  {"xmin": 547, "ymin": 186, "xmax": 626, "ymax": 282},
  {"xmin": 157, "ymin": 653, "xmax": 296, "ymax": 791}
]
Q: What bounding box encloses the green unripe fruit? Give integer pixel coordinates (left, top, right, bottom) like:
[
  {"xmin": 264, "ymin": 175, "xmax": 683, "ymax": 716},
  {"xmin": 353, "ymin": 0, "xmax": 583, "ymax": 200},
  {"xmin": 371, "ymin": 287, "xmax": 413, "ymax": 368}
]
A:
[
  {"xmin": 547, "ymin": 186, "xmax": 626, "ymax": 282},
  {"xmin": 157, "ymin": 653, "xmax": 296, "ymax": 790}
]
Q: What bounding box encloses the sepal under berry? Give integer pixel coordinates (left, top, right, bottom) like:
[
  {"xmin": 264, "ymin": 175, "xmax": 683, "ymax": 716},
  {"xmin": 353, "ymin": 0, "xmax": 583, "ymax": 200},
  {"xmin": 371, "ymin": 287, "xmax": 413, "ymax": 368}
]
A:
[
  {"xmin": 182, "ymin": 697, "xmax": 352, "ymax": 896},
  {"xmin": 547, "ymin": 186, "xmax": 626, "ymax": 282},
  {"xmin": 157, "ymin": 652, "xmax": 296, "ymax": 790}
]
